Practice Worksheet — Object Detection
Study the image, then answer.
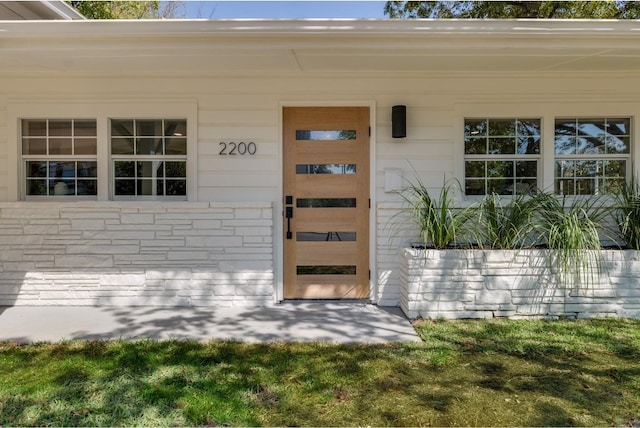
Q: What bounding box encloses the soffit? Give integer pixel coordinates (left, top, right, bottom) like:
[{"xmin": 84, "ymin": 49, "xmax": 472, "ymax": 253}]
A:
[{"xmin": 0, "ymin": 19, "xmax": 639, "ymax": 75}]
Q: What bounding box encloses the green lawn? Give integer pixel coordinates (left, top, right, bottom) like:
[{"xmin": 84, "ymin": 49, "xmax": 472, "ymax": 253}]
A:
[{"xmin": 1, "ymin": 318, "xmax": 639, "ymax": 426}]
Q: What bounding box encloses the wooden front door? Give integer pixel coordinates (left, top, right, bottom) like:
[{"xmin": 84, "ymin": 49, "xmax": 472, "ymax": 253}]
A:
[{"xmin": 283, "ymin": 107, "xmax": 370, "ymax": 299}]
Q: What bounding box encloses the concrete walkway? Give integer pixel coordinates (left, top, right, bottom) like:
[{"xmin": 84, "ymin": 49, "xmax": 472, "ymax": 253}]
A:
[{"xmin": 0, "ymin": 303, "xmax": 421, "ymax": 344}]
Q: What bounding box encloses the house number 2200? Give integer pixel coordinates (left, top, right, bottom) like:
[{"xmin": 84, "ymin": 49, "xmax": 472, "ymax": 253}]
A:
[{"xmin": 219, "ymin": 142, "xmax": 257, "ymax": 156}]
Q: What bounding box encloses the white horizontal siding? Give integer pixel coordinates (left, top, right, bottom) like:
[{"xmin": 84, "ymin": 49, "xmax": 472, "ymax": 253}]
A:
[
  {"xmin": 2, "ymin": 73, "xmax": 640, "ymax": 306},
  {"xmin": 0, "ymin": 96, "xmax": 7, "ymax": 202}
]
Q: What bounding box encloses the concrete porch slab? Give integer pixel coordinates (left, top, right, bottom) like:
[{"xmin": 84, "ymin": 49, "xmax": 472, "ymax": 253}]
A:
[{"xmin": 0, "ymin": 303, "xmax": 421, "ymax": 344}]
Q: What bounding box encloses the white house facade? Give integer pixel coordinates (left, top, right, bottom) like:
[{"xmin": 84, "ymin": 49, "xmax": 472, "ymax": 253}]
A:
[{"xmin": 1, "ymin": 18, "xmax": 640, "ymax": 316}]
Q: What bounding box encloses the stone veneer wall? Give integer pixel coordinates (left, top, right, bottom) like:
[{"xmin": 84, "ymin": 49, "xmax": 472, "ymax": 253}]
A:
[
  {"xmin": 0, "ymin": 202, "xmax": 275, "ymax": 306},
  {"xmin": 401, "ymin": 248, "xmax": 640, "ymax": 320}
]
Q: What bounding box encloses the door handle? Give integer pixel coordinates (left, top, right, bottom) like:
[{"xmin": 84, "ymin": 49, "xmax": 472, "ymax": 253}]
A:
[{"xmin": 285, "ymin": 206, "xmax": 293, "ymax": 239}]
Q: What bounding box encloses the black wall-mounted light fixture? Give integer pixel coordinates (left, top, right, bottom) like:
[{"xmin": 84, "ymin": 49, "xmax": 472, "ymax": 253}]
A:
[{"xmin": 392, "ymin": 105, "xmax": 406, "ymax": 139}]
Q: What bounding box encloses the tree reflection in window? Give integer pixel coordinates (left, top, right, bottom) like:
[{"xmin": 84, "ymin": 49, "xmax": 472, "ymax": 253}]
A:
[
  {"xmin": 295, "ymin": 130, "xmax": 356, "ymax": 141},
  {"xmin": 554, "ymin": 118, "xmax": 630, "ymax": 195},
  {"xmin": 464, "ymin": 118, "xmax": 540, "ymax": 196}
]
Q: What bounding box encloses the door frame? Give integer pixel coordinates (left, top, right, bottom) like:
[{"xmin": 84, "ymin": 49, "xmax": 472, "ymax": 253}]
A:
[{"xmin": 276, "ymin": 100, "xmax": 377, "ymax": 303}]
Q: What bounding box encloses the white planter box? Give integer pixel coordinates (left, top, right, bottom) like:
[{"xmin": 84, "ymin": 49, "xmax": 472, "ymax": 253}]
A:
[{"xmin": 400, "ymin": 248, "xmax": 640, "ymax": 319}]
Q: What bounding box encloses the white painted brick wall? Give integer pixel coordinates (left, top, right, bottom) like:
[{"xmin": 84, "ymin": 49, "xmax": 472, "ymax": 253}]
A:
[
  {"xmin": 0, "ymin": 202, "xmax": 275, "ymax": 307},
  {"xmin": 401, "ymin": 248, "xmax": 640, "ymax": 320}
]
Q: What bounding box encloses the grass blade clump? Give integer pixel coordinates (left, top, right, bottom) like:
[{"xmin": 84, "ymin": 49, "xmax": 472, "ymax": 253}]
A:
[
  {"xmin": 400, "ymin": 177, "xmax": 477, "ymax": 249},
  {"xmin": 478, "ymin": 190, "xmax": 540, "ymax": 249},
  {"xmin": 536, "ymin": 192, "xmax": 609, "ymax": 288},
  {"xmin": 616, "ymin": 176, "xmax": 640, "ymax": 250}
]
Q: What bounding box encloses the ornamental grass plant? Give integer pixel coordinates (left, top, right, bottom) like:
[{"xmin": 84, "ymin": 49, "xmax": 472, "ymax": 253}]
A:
[
  {"xmin": 477, "ymin": 190, "xmax": 541, "ymax": 249},
  {"xmin": 399, "ymin": 177, "xmax": 478, "ymax": 249},
  {"xmin": 616, "ymin": 176, "xmax": 640, "ymax": 250},
  {"xmin": 534, "ymin": 191, "xmax": 611, "ymax": 288}
]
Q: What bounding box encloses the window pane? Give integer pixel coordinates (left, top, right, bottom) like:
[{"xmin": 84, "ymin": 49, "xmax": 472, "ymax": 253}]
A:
[
  {"xmin": 137, "ymin": 120, "xmax": 162, "ymax": 137},
  {"xmin": 464, "ymin": 137, "xmax": 486, "ymax": 155},
  {"xmin": 166, "ymin": 180, "xmax": 186, "ymax": 196},
  {"xmin": 26, "ymin": 161, "xmax": 47, "ymax": 178},
  {"xmin": 136, "ymin": 161, "xmax": 163, "ymax": 178},
  {"xmin": 556, "ymin": 160, "xmax": 574, "ymax": 178},
  {"xmin": 602, "ymin": 178, "xmax": 625, "ymax": 195},
  {"xmin": 164, "ymin": 120, "xmax": 187, "ymax": 137},
  {"xmin": 576, "ymin": 136, "xmax": 604, "ymax": 154},
  {"xmin": 296, "ymin": 130, "xmax": 356, "ymax": 140},
  {"xmin": 156, "ymin": 179, "xmax": 165, "ymax": 196},
  {"xmin": 605, "ymin": 135, "xmax": 629, "ymax": 154},
  {"xmin": 115, "ymin": 179, "xmax": 135, "ymax": 195},
  {"xmin": 77, "ymin": 180, "xmax": 97, "ymax": 196},
  {"xmin": 111, "ymin": 120, "xmax": 134, "ymax": 137},
  {"xmin": 554, "ymin": 135, "xmax": 576, "ymax": 155},
  {"xmin": 514, "ymin": 179, "xmax": 537, "ymax": 195},
  {"xmin": 297, "ymin": 198, "xmax": 356, "ymax": 208},
  {"xmin": 576, "ymin": 179, "xmax": 595, "ymax": 195},
  {"xmin": 26, "ymin": 179, "xmax": 47, "ymax": 196},
  {"xmin": 486, "ymin": 161, "xmax": 513, "ymax": 179},
  {"xmin": 488, "ymin": 119, "xmax": 516, "ymax": 136},
  {"xmin": 137, "ymin": 179, "xmax": 155, "ymax": 196},
  {"xmin": 465, "ymin": 179, "xmax": 485, "ymax": 195},
  {"xmin": 23, "ymin": 138, "xmax": 47, "ymax": 155},
  {"xmin": 554, "ymin": 117, "xmax": 630, "ymax": 196},
  {"xmin": 464, "ymin": 118, "xmax": 539, "ymax": 196},
  {"xmin": 114, "ymin": 161, "xmax": 135, "ymax": 178},
  {"xmin": 488, "ymin": 179, "xmax": 512, "ymax": 195},
  {"xmin": 576, "ymin": 119, "xmax": 607, "ymax": 154},
  {"xmin": 489, "ymin": 137, "xmax": 515, "ymax": 154},
  {"xmin": 578, "ymin": 119, "xmax": 606, "ymax": 137},
  {"xmin": 49, "ymin": 161, "xmax": 75, "ymax": 179},
  {"xmin": 165, "ymin": 161, "xmax": 186, "ymax": 178},
  {"xmin": 607, "ymin": 118, "xmax": 630, "ymax": 137},
  {"xmin": 22, "ymin": 120, "xmax": 47, "ymax": 137},
  {"xmin": 74, "ymin": 120, "xmax": 97, "ymax": 137},
  {"xmin": 22, "ymin": 119, "xmax": 98, "ymax": 199},
  {"xmin": 165, "ymin": 137, "xmax": 187, "ymax": 155},
  {"xmin": 517, "ymin": 119, "xmax": 541, "ymax": 137},
  {"xmin": 465, "ymin": 161, "xmax": 485, "ymax": 178},
  {"xmin": 297, "ymin": 266, "xmax": 356, "ymax": 275},
  {"xmin": 515, "ymin": 161, "xmax": 537, "ymax": 178},
  {"xmin": 112, "ymin": 138, "xmax": 134, "ymax": 155},
  {"xmin": 50, "ymin": 179, "xmax": 74, "ymax": 196},
  {"xmin": 574, "ymin": 160, "xmax": 597, "ymax": 178},
  {"xmin": 555, "ymin": 119, "xmax": 577, "ymax": 154},
  {"xmin": 77, "ymin": 161, "xmax": 97, "ymax": 178},
  {"xmin": 75, "ymin": 138, "xmax": 97, "ymax": 155},
  {"xmin": 48, "ymin": 120, "xmax": 72, "ymax": 137},
  {"xmin": 296, "ymin": 164, "xmax": 356, "ymax": 174},
  {"xmin": 464, "ymin": 119, "xmax": 487, "ymax": 137},
  {"xmin": 296, "ymin": 232, "xmax": 356, "ymax": 242},
  {"xmin": 136, "ymin": 138, "xmax": 163, "ymax": 155},
  {"xmin": 517, "ymin": 136, "xmax": 540, "ymax": 155},
  {"xmin": 556, "ymin": 179, "xmax": 575, "ymax": 195},
  {"xmin": 110, "ymin": 118, "xmax": 187, "ymax": 199},
  {"xmin": 49, "ymin": 138, "xmax": 73, "ymax": 155},
  {"xmin": 603, "ymin": 160, "xmax": 625, "ymax": 178}
]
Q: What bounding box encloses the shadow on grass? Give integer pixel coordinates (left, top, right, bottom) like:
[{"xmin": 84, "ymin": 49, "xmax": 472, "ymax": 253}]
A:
[
  {"xmin": 415, "ymin": 318, "xmax": 640, "ymax": 426},
  {"xmin": 0, "ymin": 319, "xmax": 639, "ymax": 426}
]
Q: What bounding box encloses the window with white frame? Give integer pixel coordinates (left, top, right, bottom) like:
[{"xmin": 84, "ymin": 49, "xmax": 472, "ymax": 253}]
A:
[
  {"xmin": 554, "ymin": 118, "xmax": 630, "ymax": 195},
  {"xmin": 464, "ymin": 118, "xmax": 540, "ymax": 196},
  {"xmin": 21, "ymin": 119, "xmax": 97, "ymax": 197},
  {"xmin": 110, "ymin": 119, "xmax": 187, "ymax": 199}
]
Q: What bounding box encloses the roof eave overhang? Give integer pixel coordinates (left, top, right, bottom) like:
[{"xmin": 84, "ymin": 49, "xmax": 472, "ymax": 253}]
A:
[
  {"xmin": 1, "ymin": 18, "xmax": 639, "ymax": 38},
  {"xmin": 1, "ymin": 19, "xmax": 640, "ymax": 76}
]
